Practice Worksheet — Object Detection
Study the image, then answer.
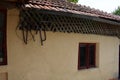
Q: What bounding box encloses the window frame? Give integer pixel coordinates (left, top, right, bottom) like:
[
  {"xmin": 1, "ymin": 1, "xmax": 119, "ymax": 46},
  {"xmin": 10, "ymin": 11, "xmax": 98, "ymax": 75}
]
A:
[
  {"xmin": 0, "ymin": 7, "xmax": 7, "ymax": 65},
  {"xmin": 78, "ymin": 43, "xmax": 96, "ymax": 70}
]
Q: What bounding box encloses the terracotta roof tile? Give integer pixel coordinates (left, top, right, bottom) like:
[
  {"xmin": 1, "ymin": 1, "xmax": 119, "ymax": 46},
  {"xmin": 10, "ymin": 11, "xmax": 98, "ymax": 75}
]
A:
[{"xmin": 24, "ymin": 0, "xmax": 120, "ymax": 21}]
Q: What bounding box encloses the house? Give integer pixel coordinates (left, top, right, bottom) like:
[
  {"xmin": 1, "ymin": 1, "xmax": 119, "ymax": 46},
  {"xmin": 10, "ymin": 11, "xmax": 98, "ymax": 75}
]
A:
[{"xmin": 0, "ymin": 0, "xmax": 120, "ymax": 80}]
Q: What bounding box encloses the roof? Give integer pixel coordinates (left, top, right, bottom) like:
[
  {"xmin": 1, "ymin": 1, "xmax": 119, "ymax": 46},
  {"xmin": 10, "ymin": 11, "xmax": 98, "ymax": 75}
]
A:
[{"xmin": 22, "ymin": 0, "xmax": 120, "ymax": 22}]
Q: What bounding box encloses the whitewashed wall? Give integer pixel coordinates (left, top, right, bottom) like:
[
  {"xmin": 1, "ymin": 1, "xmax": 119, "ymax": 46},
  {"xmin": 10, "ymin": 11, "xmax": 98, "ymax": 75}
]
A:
[{"xmin": 0, "ymin": 9, "xmax": 119, "ymax": 80}]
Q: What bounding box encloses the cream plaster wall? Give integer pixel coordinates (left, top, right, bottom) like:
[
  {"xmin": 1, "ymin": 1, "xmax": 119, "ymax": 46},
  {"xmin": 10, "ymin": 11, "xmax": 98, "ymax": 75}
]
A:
[{"xmin": 0, "ymin": 9, "xmax": 119, "ymax": 80}]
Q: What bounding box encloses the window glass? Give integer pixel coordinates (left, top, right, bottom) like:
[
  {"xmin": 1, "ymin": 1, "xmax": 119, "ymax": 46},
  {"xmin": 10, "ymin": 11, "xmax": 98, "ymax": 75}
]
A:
[
  {"xmin": 0, "ymin": 13, "xmax": 4, "ymax": 28},
  {"xmin": 0, "ymin": 32, "xmax": 3, "ymax": 45},
  {"xmin": 0, "ymin": 8, "xmax": 7, "ymax": 65},
  {"xmin": 79, "ymin": 44, "xmax": 87, "ymax": 67},
  {"xmin": 0, "ymin": 49, "xmax": 3, "ymax": 62},
  {"xmin": 89, "ymin": 44, "xmax": 95, "ymax": 66}
]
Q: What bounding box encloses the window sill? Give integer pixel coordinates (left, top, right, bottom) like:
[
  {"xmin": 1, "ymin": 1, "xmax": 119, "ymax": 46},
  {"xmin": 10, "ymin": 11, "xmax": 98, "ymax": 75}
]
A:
[{"xmin": 78, "ymin": 67, "xmax": 98, "ymax": 71}]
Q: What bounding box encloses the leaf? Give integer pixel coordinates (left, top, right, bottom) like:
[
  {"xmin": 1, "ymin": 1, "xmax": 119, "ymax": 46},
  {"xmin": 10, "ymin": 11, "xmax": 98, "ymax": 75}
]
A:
[
  {"xmin": 67, "ymin": 0, "xmax": 78, "ymax": 3},
  {"xmin": 112, "ymin": 6, "xmax": 120, "ymax": 16}
]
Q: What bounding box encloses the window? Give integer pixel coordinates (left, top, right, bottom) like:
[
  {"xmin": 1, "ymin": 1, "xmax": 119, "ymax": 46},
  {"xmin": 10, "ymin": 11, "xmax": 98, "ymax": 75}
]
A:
[
  {"xmin": 78, "ymin": 43, "xmax": 96, "ymax": 70},
  {"xmin": 0, "ymin": 8, "xmax": 7, "ymax": 65}
]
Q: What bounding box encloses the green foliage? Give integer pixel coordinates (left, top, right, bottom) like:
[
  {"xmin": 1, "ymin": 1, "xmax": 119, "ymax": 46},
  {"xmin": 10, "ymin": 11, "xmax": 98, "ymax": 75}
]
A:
[
  {"xmin": 67, "ymin": 0, "xmax": 79, "ymax": 3},
  {"xmin": 113, "ymin": 6, "xmax": 120, "ymax": 16}
]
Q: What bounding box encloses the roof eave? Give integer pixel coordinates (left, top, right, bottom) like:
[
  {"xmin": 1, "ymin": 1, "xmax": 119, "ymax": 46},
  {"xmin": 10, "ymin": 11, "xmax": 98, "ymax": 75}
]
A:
[{"xmin": 37, "ymin": 9, "xmax": 120, "ymax": 26}]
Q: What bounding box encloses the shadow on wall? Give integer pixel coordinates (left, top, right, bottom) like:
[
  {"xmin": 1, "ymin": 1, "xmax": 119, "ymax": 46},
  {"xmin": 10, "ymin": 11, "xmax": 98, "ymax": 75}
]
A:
[
  {"xmin": 109, "ymin": 78, "xmax": 119, "ymax": 80},
  {"xmin": 0, "ymin": 72, "xmax": 8, "ymax": 80}
]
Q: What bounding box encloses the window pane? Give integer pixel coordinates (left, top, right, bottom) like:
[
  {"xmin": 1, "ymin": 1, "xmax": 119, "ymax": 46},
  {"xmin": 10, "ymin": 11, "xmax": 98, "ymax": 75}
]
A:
[
  {"xmin": 0, "ymin": 9, "xmax": 7, "ymax": 65},
  {"xmin": 89, "ymin": 44, "xmax": 95, "ymax": 66},
  {"xmin": 0, "ymin": 12, "xmax": 4, "ymax": 28},
  {"xmin": 79, "ymin": 44, "xmax": 87, "ymax": 67},
  {"xmin": 0, "ymin": 32, "xmax": 3, "ymax": 45},
  {"xmin": 0, "ymin": 48, "xmax": 3, "ymax": 62}
]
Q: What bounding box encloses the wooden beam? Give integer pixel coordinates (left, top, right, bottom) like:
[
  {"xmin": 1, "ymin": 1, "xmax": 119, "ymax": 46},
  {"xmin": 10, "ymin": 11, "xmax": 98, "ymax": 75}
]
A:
[
  {"xmin": 0, "ymin": 1, "xmax": 17, "ymax": 8},
  {"xmin": 0, "ymin": 0, "xmax": 29, "ymax": 8},
  {"xmin": 0, "ymin": 0, "xmax": 29, "ymax": 3}
]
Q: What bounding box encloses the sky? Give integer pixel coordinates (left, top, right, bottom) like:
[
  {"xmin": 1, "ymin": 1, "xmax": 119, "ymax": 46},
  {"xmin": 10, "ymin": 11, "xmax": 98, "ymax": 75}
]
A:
[{"xmin": 78, "ymin": 0, "xmax": 120, "ymax": 13}]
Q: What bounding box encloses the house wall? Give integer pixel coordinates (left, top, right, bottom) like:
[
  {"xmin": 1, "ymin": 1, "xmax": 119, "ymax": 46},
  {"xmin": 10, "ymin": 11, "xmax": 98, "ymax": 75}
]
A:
[{"xmin": 0, "ymin": 9, "xmax": 119, "ymax": 80}]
